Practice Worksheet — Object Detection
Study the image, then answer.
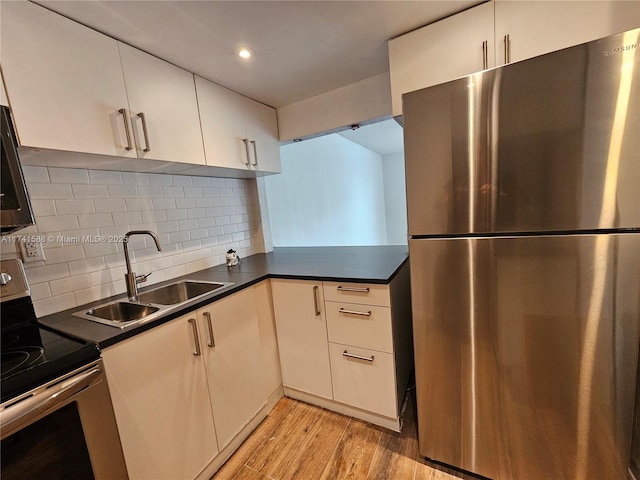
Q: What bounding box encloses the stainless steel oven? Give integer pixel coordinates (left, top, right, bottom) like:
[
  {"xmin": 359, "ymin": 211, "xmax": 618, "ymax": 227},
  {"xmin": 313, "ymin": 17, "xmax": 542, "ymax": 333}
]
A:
[
  {"xmin": 1, "ymin": 105, "xmax": 34, "ymax": 234},
  {"xmin": 0, "ymin": 259, "xmax": 128, "ymax": 479}
]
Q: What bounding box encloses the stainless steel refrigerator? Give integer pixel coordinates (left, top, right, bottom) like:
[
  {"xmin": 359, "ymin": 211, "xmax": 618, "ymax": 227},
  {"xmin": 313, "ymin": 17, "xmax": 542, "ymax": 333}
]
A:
[{"xmin": 403, "ymin": 28, "xmax": 640, "ymax": 480}]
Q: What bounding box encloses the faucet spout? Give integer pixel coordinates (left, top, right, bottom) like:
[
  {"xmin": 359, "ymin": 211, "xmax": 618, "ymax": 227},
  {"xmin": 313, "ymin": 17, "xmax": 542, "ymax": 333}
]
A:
[{"xmin": 123, "ymin": 230, "xmax": 162, "ymax": 301}]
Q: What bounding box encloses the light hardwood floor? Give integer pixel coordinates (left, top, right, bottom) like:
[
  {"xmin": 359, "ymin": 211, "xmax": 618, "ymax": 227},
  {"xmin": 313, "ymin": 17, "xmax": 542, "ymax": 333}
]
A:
[{"xmin": 212, "ymin": 393, "xmax": 473, "ymax": 480}]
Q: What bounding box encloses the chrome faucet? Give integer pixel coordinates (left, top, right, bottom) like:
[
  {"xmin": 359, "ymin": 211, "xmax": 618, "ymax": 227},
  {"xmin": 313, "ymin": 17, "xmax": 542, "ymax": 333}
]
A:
[{"xmin": 123, "ymin": 230, "xmax": 162, "ymax": 301}]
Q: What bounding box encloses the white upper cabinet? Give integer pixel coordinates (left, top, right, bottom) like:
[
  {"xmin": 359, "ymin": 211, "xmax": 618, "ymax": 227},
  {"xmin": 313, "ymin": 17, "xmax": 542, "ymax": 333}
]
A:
[
  {"xmin": 118, "ymin": 43, "xmax": 206, "ymax": 165},
  {"xmin": 244, "ymin": 100, "xmax": 281, "ymax": 173},
  {"xmin": 494, "ymin": 1, "xmax": 640, "ymax": 66},
  {"xmin": 1, "ymin": 1, "xmax": 135, "ymax": 157},
  {"xmin": 195, "ymin": 75, "xmax": 281, "ymax": 174},
  {"xmin": 389, "ymin": 2, "xmax": 495, "ymax": 117},
  {"xmin": 389, "ymin": 0, "xmax": 640, "ymax": 117}
]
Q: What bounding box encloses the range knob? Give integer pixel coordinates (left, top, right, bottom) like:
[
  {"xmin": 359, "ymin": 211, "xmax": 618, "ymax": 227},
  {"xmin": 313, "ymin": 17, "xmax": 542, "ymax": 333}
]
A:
[{"xmin": 0, "ymin": 272, "xmax": 13, "ymax": 285}]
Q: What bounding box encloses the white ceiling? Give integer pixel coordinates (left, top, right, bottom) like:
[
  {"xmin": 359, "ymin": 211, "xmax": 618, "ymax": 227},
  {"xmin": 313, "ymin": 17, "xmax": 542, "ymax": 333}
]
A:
[
  {"xmin": 338, "ymin": 119, "xmax": 404, "ymax": 156},
  {"xmin": 35, "ymin": 0, "xmax": 482, "ymax": 108}
]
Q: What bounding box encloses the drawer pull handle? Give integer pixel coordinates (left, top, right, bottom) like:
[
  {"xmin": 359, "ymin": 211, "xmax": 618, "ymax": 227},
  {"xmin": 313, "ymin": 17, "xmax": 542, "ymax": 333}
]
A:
[
  {"xmin": 337, "ymin": 286, "xmax": 370, "ymax": 293},
  {"xmin": 343, "ymin": 350, "xmax": 374, "ymax": 362},
  {"xmin": 203, "ymin": 311, "xmax": 215, "ymax": 347},
  {"xmin": 188, "ymin": 318, "xmax": 201, "ymax": 356},
  {"xmin": 339, "ymin": 308, "xmax": 371, "ymax": 317},
  {"xmin": 313, "ymin": 285, "xmax": 321, "ymax": 316}
]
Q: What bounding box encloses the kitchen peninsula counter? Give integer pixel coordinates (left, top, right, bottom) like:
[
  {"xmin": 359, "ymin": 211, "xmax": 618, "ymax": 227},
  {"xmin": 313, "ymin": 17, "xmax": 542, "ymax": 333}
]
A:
[{"xmin": 38, "ymin": 246, "xmax": 409, "ymax": 349}]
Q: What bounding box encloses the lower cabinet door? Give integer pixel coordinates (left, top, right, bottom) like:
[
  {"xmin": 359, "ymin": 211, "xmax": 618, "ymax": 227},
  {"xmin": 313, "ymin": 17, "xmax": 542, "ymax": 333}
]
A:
[
  {"xmin": 102, "ymin": 314, "xmax": 219, "ymax": 480},
  {"xmin": 329, "ymin": 343, "xmax": 397, "ymax": 418},
  {"xmin": 198, "ymin": 288, "xmax": 266, "ymax": 450}
]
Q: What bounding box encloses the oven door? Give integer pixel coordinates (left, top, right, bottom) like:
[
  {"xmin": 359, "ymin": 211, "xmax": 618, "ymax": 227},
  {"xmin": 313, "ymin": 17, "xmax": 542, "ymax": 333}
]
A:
[
  {"xmin": 1, "ymin": 105, "xmax": 34, "ymax": 234},
  {"xmin": 0, "ymin": 360, "xmax": 128, "ymax": 479}
]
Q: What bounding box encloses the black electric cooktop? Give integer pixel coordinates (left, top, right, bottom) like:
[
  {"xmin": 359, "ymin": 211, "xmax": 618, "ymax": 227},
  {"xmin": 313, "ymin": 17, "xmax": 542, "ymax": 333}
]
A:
[{"xmin": 1, "ymin": 296, "xmax": 100, "ymax": 404}]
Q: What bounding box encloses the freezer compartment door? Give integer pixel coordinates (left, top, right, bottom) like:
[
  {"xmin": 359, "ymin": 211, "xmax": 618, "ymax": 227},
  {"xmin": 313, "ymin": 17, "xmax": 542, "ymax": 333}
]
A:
[{"xmin": 409, "ymin": 233, "xmax": 640, "ymax": 480}]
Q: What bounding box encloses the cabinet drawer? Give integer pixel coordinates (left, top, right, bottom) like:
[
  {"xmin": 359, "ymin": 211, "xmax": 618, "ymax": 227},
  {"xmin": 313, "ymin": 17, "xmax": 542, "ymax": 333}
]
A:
[
  {"xmin": 325, "ymin": 302, "xmax": 393, "ymax": 353},
  {"xmin": 323, "ymin": 282, "xmax": 390, "ymax": 307},
  {"xmin": 329, "ymin": 343, "xmax": 397, "ymax": 418}
]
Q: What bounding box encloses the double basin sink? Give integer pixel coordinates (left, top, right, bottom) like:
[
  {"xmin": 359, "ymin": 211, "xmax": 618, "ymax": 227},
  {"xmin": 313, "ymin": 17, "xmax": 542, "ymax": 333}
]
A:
[{"xmin": 73, "ymin": 280, "xmax": 233, "ymax": 329}]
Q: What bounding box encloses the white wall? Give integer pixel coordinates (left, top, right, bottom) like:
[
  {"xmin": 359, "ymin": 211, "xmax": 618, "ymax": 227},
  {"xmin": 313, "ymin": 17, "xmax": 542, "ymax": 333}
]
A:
[
  {"xmin": 265, "ymin": 135, "xmax": 388, "ymax": 246},
  {"xmin": 382, "ymin": 152, "xmax": 408, "ymax": 244},
  {"xmin": 277, "ymin": 73, "xmax": 392, "ymax": 141},
  {"xmin": 0, "ymin": 166, "xmax": 265, "ymax": 317}
]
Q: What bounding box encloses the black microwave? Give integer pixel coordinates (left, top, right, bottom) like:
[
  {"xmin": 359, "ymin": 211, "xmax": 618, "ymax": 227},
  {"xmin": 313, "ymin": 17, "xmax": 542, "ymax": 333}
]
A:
[{"xmin": 1, "ymin": 105, "xmax": 34, "ymax": 234}]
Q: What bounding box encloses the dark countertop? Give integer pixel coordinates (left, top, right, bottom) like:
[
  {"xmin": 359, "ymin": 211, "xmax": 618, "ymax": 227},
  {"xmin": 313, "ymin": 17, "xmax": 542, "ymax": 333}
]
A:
[{"xmin": 38, "ymin": 246, "xmax": 408, "ymax": 349}]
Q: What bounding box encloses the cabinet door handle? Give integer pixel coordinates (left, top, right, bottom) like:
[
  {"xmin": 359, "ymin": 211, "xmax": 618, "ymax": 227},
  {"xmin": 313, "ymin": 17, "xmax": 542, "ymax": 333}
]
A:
[
  {"xmin": 118, "ymin": 108, "xmax": 133, "ymax": 151},
  {"xmin": 242, "ymin": 138, "xmax": 251, "ymax": 166},
  {"xmin": 337, "ymin": 285, "xmax": 370, "ymax": 293},
  {"xmin": 204, "ymin": 311, "xmax": 215, "ymax": 347},
  {"xmin": 482, "ymin": 40, "xmax": 488, "ymax": 70},
  {"xmin": 339, "ymin": 307, "xmax": 372, "ymax": 317},
  {"xmin": 188, "ymin": 318, "xmax": 201, "ymax": 356},
  {"xmin": 313, "ymin": 285, "xmax": 321, "ymax": 316},
  {"xmin": 137, "ymin": 112, "xmax": 151, "ymax": 152},
  {"xmin": 342, "ymin": 350, "xmax": 374, "ymax": 362},
  {"xmin": 504, "ymin": 34, "xmax": 511, "ymax": 64},
  {"xmin": 250, "ymin": 140, "xmax": 258, "ymax": 166}
]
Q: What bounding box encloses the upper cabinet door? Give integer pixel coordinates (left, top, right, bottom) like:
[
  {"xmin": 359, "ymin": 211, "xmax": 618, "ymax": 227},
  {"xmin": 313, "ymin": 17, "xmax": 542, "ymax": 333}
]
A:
[
  {"xmin": 244, "ymin": 100, "xmax": 281, "ymax": 174},
  {"xmin": 494, "ymin": 1, "xmax": 640, "ymax": 66},
  {"xmin": 195, "ymin": 75, "xmax": 252, "ymax": 170},
  {"xmin": 0, "ymin": 1, "xmax": 135, "ymax": 157},
  {"xmin": 118, "ymin": 43, "xmax": 206, "ymax": 165},
  {"xmin": 388, "ymin": 1, "xmax": 495, "ymax": 117}
]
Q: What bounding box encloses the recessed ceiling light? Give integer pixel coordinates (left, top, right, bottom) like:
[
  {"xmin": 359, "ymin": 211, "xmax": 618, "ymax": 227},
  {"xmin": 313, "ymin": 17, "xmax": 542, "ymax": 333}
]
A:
[{"xmin": 234, "ymin": 47, "xmax": 254, "ymax": 59}]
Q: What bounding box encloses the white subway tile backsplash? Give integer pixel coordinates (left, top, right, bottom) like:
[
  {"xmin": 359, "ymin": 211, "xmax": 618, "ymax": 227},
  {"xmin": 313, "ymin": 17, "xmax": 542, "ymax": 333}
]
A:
[
  {"xmin": 49, "ymin": 168, "xmax": 89, "ymax": 184},
  {"xmin": 72, "ymin": 184, "xmax": 108, "ymax": 198},
  {"xmin": 17, "ymin": 166, "xmax": 263, "ymax": 317},
  {"xmin": 172, "ymin": 175, "xmax": 193, "ymax": 187},
  {"xmin": 89, "ymin": 170, "xmax": 122, "ymax": 185},
  {"xmin": 50, "ymin": 274, "xmax": 91, "ymax": 296},
  {"xmin": 192, "ymin": 177, "xmax": 211, "ymax": 187},
  {"xmin": 175, "ymin": 198, "xmax": 196, "ymax": 209},
  {"xmin": 122, "ymin": 172, "xmax": 150, "ymax": 185},
  {"xmin": 166, "ymin": 209, "xmax": 187, "ymax": 221},
  {"xmin": 137, "ymin": 185, "xmax": 163, "ymax": 197},
  {"xmin": 78, "ymin": 213, "xmax": 114, "ymax": 229},
  {"xmin": 149, "ymin": 173, "xmax": 173, "ymax": 186},
  {"xmin": 31, "ymin": 200, "xmax": 57, "ymax": 217},
  {"xmin": 34, "ymin": 293, "xmax": 76, "ymax": 317},
  {"xmin": 112, "ymin": 211, "xmax": 142, "ymax": 226},
  {"xmin": 95, "ymin": 199, "xmax": 127, "ymax": 213},
  {"xmin": 153, "ymin": 198, "xmax": 176, "ymax": 210},
  {"xmin": 108, "ymin": 184, "xmax": 138, "ymax": 198},
  {"xmin": 55, "ymin": 199, "xmax": 95, "ymax": 215},
  {"xmin": 31, "ymin": 183, "xmax": 73, "ymax": 200},
  {"xmin": 162, "ymin": 186, "xmax": 184, "ymax": 197},
  {"xmin": 184, "ymin": 187, "xmax": 203, "ymax": 198},
  {"xmin": 37, "ymin": 215, "xmax": 80, "ymax": 232},
  {"xmin": 23, "ymin": 165, "xmax": 50, "ymax": 183},
  {"xmin": 68, "ymin": 257, "xmax": 106, "ymax": 276}
]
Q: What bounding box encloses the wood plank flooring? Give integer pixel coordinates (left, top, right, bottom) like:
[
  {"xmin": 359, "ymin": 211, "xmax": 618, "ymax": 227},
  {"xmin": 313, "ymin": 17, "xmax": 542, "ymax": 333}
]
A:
[{"xmin": 212, "ymin": 393, "xmax": 471, "ymax": 480}]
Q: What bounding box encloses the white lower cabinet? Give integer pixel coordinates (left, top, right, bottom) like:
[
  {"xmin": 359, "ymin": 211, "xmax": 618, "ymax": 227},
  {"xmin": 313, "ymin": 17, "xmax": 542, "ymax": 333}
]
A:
[
  {"xmin": 329, "ymin": 343, "xmax": 397, "ymax": 418},
  {"xmin": 271, "ymin": 263, "xmax": 413, "ymax": 431},
  {"xmin": 270, "ymin": 279, "xmax": 333, "ymax": 399},
  {"xmin": 103, "ymin": 281, "xmax": 282, "ymax": 480},
  {"xmin": 197, "ymin": 287, "xmax": 265, "ymax": 450},
  {"xmin": 102, "ymin": 313, "xmax": 219, "ymax": 480}
]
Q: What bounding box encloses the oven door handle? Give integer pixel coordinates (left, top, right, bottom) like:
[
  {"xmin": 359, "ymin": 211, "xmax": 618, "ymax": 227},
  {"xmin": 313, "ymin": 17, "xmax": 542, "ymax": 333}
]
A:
[{"xmin": 0, "ymin": 367, "xmax": 102, "ymax": 438}]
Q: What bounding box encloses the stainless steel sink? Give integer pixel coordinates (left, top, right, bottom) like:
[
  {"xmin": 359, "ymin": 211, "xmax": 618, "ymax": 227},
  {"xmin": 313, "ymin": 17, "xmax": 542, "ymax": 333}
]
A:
[
  {"xmin": 136, "ymin": 281, "xmax": 231, "ymax": 305},
  {"xmin": 73, "ymin": 279, "xmax": 234, "ymax": 329},
  {"xmin": 86, "ymin": 302, "xmax": 159, "ymax": 322}
]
